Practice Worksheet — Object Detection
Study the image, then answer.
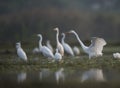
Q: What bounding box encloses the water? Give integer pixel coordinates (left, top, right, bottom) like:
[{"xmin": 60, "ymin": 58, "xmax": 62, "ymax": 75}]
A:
[{"xmin": 0, "ymin": 68, "xmax": 120, "ymax": 88}]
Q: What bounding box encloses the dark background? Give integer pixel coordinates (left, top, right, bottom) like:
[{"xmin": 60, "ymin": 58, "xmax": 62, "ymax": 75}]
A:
[{"xmin": 0, "ymin": 0, "xmax": 120, "ymax": 45}]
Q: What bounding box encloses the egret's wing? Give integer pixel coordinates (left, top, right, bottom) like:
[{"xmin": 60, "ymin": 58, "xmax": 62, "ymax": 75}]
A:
[
  {"xmin": 57, "ymin": 43, "xmax": 64, "ymax": 56},
  {"xmin": 63, "ymin": 43, "xmax": 74, "ymax": 56},
  {"xmin": 46, "ymin": 43, "xmax": 53, "ymax": 52},
  {"xmin": 89, "ymin": 37, "xmax": 107, "ymax": 52},
  {"xmin": 55, "ymin": 53, "xmax": 62, "ymax": 60},
  {"xmin": 17, "ymin": 48, "xmax": 27, "ymax": 60},
  {"xmin": 41, "ymin": 46, "xmax": 54, "ymax": 58}
]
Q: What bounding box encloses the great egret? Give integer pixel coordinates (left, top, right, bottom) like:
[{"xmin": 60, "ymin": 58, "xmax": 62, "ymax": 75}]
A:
[
  {"xmin": 54, "ymin": 48, "xmax": 62, "ymax": 62},
  {"xmin": 46, "ymin": 40, "xmax": 54, "ymax": 53},
  {"xmin": 61, "ymin": 33, "xmax": 74, "ymax": 56},
  {"xmin": 53, "ymin": 27, "xmax": 64, "ymax": 56},
  {"xmin": 16, "ymin": 42, "xmax": 27, "ymax": 61},
  {"xmin": 81, "ymin": 69, "xmax": 105, "ymax": 82},
  {"xmin": 37, "ymin": 34, "xmax": 54, "ymax": 59},
  {"xmin": 73, "ymin": 46, "xmax": 80, "ymax": 55},
  {"xmin": 113, "ymin": 52, "xmax": 120, "ymax": 59},
  {"xmin": 68, "ymin": 30, "xmax": 107, "ymax": 59}
]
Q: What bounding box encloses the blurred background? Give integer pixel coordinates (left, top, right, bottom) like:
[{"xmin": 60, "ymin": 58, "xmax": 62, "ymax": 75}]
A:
[{"xmin": 0, "ymin": 0, "xmax": 120, "ymax": 46}]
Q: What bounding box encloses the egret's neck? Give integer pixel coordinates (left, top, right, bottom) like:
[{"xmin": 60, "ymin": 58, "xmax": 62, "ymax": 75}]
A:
[
  {"xmin": 61, "ymin": 35, "xmax": 65, "ymax": 44},
  {"xmin": 56, "ymin": 30, "xmax": 60, "ymax": 45},
  {"xmin": 73, "ymin": 32, "xmax": 88, "ymax": 51},
  {"xmin": 16, "ymin": 44, "xmax": 21, "ymax": 49},
  {"xmin": 39, "ymin": 36, "xmax": 42, "ymax": 48}
]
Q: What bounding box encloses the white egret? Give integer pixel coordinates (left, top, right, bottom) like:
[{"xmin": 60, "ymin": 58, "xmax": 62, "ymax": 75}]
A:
[
  {"xmin": 37, "ymin": 34, "xmax": 54, "ymax": 59},
  {"xmin": 46, "ymin": 40, "xmax": 54, "ymax": 53},
  {"xmin": 113, "ymin": 52, "xmax": 120, "ymax": 59},
  {"xmin": 68, "ymin": 30, "xmax": 107, "ymax": 59},
  {"xmin": 54, "ymin": 48, "xmax": 62, "ymax": 62},
  {"xmin": 53, "ymin": 27, "xmax": 64, "ymax": 56},
  {"xmin": 81, "ymin": 69, "xmax": 105, "ymax": 82},
  {"xmin": 16, "ymin": 42, "xmax": 27, "ymax": 61},
  {"xmin": 73, "ymin": 46, "xmax": 80, "ymax": 55},
  {"xmin": 61, "ymin": 33, "xmax": 74, "ymax": 56}
]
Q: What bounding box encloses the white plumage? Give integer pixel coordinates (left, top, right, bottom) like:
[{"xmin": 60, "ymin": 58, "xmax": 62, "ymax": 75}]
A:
[
  {"xmin": 37, "ymin": 34, "xmax": 54, "ymax": 59},
  {"xmin": 73, "ymin": 46, "xmax": 80, "ymax": 55},
  {"xmin": 61, "ymin": 33, "xmax": 74, "ymax": 56},
  {"xmin": 54, "ymin": 48, "xmax": 62, "ymax": 62},
  {"xmin": 16, "ymin": 42, "xmax": 27, "ymax": 61},
  {"xmin": 32, "ymin": 47, "xmax": 40, "ymax": 54},
  {"xmin": 113, "ymin": 52, "xmax": 120, "ymax": 59},
  {"xmin": 46, "ymin": 40, "xmax": 54, "ymax": 53},
  {"xmin": 69, "ymin": 30, "xmax": 107, "ymax": 59},
  {"xmin": 54, "ymin": 27, "xmax": 64, "ymax": 56}
]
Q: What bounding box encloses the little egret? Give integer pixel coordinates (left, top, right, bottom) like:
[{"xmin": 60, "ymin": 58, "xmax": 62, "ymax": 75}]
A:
[
  {"xmin": 16, "ymin": 42, "xmax": 27, "ymax": 61},
  {"xmin": 54, "ymin": 48, "xmax": 62, "ymax": 62}
]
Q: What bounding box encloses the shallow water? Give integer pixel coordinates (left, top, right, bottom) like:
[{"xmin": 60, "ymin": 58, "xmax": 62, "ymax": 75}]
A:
[
  {"xmin": 0, "ymin": 46, "xmax": 120, "ymax": 88},
  {"xmin": 0, "ymin": 68, "xmax": 120, "ymax": 88}
]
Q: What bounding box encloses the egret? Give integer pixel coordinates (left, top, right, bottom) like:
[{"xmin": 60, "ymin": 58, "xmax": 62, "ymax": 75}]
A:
[
  {"xmin": 68, "ymin": 30, "xmax": 107, "ymax": 59},
  {"xmin": 61, "ymin": 33, "xmax": 74, "ymax": 56},
  {"xmin": 46, "ymin": 40, "xmax": 54, "ymax": 53},
  {"xmin": 73, "ymin": 46, "xmax": 80, "ymax": 55},
  {"xmin": 54, "ymin": 48, "xmax": 62, "ymax": 62},
  {"xmin": 113, "ymin": 52, "xmax": 120, "ymax": 59},
  {"xmin": 16, "ymin": 42, "xmax": 27, "ymax": 61},
  {"xmin": 37, "ymin": 34, "xmax": 54, "ymax": 59},
  {"xmin": 53, "ymin": 27, "xmax": 64, "ymax": 56}
]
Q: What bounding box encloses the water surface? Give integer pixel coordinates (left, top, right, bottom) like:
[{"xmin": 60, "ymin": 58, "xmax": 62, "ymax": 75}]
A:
[{"xmin": 0, "ymin": 68, "xmax": 120, "ymax": 88}]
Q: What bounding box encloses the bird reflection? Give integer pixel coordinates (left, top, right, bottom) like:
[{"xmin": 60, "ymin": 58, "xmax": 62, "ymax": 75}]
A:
[
  {"xmin": 17, "ymin": 72, "xmax": 27, "ymax": 83},
  {"xmin": 55, "ymin": 68, "xmax": 65, "ymax": 84},
  {"xmin": 81, "ymin": 69, "xmax": 105, "ymax": 82},
  {"xmin": 39, "ymin": 68, "xmax": 51, "ymax": 80}
]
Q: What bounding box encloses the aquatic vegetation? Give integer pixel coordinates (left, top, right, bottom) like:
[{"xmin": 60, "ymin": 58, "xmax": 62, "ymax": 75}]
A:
[{"xmin": 0, "ymin": 46, "xmax": 120, "ymax": 72}]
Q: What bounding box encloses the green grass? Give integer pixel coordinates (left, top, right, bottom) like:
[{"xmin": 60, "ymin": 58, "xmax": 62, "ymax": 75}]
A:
[
  {"xmin": 0, "ymin": 46, "xmax": 120, "ymax": 72},
  {"xmin": 0, "ymin": 53, "xmax": 120, "ymax": 72},
  {"xmin": 0, "ymin": 46, "xmax": 120, "ymax": 88}
]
